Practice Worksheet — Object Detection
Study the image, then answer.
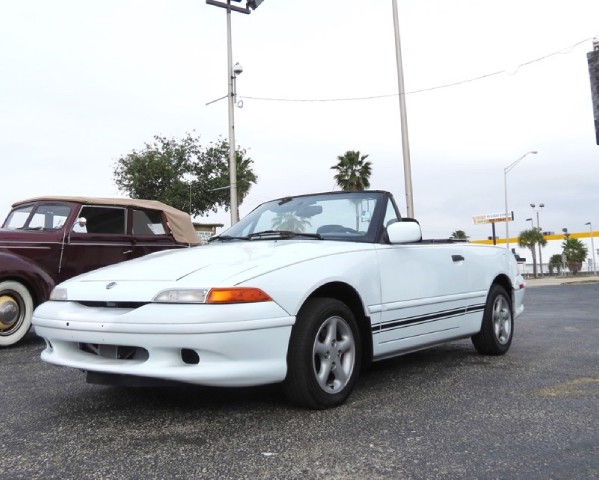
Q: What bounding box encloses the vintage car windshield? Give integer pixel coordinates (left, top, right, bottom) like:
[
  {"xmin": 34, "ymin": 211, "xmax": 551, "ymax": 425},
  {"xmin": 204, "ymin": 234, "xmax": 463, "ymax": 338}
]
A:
[
  {"xmin": 221, "ymin": 191, "xmax": 386, "ymax": 242},
  {"xmin": 3, "ymin": 204, "xmax": 71, "ymax": 230}
]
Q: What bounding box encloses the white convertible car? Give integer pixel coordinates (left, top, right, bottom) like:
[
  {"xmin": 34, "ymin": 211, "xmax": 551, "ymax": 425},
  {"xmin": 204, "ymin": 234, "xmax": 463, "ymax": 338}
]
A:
[{"xmin": 33, "ymin": 191, "xmax": 525, "ymax": 409}]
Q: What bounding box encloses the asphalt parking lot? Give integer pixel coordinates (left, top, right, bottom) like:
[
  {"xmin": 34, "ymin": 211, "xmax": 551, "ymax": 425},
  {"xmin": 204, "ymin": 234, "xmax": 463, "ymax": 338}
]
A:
[{"xmin": 1, "ymin": 284, "xmax": 598, "ymax": 480}]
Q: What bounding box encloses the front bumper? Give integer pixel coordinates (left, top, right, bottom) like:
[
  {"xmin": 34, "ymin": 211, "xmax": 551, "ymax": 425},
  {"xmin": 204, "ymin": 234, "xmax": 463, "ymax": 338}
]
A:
[{"xmin": 33, "ymin": 300, "xmax": 295, "ymax": 387}]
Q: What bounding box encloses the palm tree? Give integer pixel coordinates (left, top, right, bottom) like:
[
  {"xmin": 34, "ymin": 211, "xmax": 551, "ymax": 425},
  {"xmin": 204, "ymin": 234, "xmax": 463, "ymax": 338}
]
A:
[
  {"xmin": 272, "ymin": 213, "xmax": 311, "ymax": 233},
  {"xmin": 332, "ymin": 151, "xmax": 372, "ymax": 230},
  {"xmin": 331, "ymin": 151, "xmax": 372, "ymax": 191},
  {"xmin": 548, "ymin": 254, "xmax": 564, "ymax": 276},
  {"xmin": 518, "ymin": 229, "xmax": 547, "ymax": 278},
  {"xmin": 235, "ymin": 155, "xmax": 258, "ymax": 203},
  {"xmin": 562, "ymin": 238, "xmax": 588, "ymax": 275},
  {"xmin": 233, "ymin": 154, "xmax": 259, "ymax": 221}
]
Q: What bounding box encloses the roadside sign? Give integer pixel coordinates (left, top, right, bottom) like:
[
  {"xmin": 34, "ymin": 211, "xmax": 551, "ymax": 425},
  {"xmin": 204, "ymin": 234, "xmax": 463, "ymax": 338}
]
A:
[{"xmin": 472, "ymin": 212, "xmax": 513, "ymax": 225}]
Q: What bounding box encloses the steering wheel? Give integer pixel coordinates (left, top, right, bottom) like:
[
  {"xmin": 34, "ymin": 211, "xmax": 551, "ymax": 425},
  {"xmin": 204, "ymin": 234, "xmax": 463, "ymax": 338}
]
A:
[{"xmin": 332, "ymin": 226, "xmax": 358, "ymax": 234}]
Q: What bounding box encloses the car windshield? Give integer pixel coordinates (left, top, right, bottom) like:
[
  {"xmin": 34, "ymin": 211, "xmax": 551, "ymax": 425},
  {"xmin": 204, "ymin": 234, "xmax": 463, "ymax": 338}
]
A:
[
  {"xmin": 220, "ymin": 191, "xmax": 386, "ymax": 243},
  {"xmin": 3, "ymin": 204, "xmax": 71, "ymax": 230}
]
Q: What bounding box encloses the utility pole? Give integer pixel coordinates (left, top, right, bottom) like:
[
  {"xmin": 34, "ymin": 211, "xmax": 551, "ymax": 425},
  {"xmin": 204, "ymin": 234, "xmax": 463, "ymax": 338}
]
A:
[
  {"xmin": 391, "ymin": 0, "xmax": 414, "ymax": 218},
  {"xmin": 206, "ymin": 0, "xmax": 264, "ymax": 225},
  {"xmin": 503, "ymin": 151, "xmax": 537, "ymax": 250}
]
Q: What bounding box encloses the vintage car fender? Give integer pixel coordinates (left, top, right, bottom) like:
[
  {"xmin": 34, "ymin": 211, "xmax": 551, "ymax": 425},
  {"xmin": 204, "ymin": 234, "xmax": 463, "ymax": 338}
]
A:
[{"xmin": 0, "ymin": 252, "xmax": 56, "ymax": 307}]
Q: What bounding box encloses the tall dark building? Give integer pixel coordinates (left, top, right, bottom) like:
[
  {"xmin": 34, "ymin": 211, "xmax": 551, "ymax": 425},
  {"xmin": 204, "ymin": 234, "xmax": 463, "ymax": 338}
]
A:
[{"xmin": 588, "ymin": 38, "xmax": 599, "ymax": 145}]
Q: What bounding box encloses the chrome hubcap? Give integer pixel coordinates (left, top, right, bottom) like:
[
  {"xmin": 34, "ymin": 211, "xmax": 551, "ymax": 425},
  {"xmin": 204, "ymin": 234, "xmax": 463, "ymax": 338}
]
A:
[
  {"xmin": 312, "ymin": 316, "xmax": 355, "ymax": 393},
  {"xmin": 492, "ymin": 295, "xmax": 512, "ymax": 345},
  {"xmin": 0, "ymin": 295, "xmax": 21, "ymax": 331}
]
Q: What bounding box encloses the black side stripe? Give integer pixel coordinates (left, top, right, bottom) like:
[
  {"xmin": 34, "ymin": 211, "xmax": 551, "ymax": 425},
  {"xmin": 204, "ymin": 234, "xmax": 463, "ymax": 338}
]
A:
[{"xmin": 372, "ymin": 304, "xmax": 485, "ymax": 333}]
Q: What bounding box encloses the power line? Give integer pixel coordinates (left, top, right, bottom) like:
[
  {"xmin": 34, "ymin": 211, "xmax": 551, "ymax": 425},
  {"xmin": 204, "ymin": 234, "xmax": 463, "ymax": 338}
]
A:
[{"xmin": 241, "ymin": 36, "xmax": 596, "ymax": 103}]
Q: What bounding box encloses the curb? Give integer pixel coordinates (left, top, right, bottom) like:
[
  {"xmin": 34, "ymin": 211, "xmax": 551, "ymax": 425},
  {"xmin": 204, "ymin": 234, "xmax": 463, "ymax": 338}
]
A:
[{"xmin": 525, "ymin": 277, "xmax": 599, "ymax": 288}]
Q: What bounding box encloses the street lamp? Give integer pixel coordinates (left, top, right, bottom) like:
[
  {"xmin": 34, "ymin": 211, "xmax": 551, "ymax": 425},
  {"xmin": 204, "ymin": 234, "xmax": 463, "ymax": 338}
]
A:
[
  {"xmin": 530, "ymin": 203, "xmax": 545, "ymax": 276},
  {"xmin": 525, "ymin": 217, "xmax": 534, "ymax": 228},
  {"xmin": 585, "ymin": 222, "xmax": 597, "ymax": 275},
  {"xmin": 206, "ymin": 0, "xmax": 264, "ymax": 226},
  {"xmin": 504, "ymin": 150, "xmax": 538, "ymax": 250}
]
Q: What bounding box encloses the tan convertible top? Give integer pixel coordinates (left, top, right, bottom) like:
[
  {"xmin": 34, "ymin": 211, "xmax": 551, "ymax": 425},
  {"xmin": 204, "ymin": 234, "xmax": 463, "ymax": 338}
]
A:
[{"xmin": 13, "ymin": 196, "xmax": 200, "ymax": 245}]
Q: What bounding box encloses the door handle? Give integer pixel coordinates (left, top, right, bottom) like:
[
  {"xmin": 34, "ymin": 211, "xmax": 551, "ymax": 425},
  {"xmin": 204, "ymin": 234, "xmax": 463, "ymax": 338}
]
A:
[
  {"xmin": 452, "ymin": 254, "xmax": 465, "ymax": 262},
  {"xmin": 122, "ymin": 250, "xmax": 133, "ymax": 255}
]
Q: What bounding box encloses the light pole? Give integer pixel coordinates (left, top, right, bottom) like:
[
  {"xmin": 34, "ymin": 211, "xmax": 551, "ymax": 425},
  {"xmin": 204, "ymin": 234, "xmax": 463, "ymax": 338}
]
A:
[
  {"xmin": 503, "ymin": 151, "xmax": 538, "ymax": 250},
  {"xmin": 227, "ymin": 59, "xmax": 244, "ymax": 223},
  {"xmin": 226, "ymin": 8, "xmax": 238, "ymax": 225},
  {"xmin": 530, "ymin": 203, "xmax": 545, "ymax": 276},
  {"xmin": 391, "ymin": 0, "xmax": 414, "ymax": 218},
  {"xmin": 525, "ymin": 217, "xmax": 534, "ymax": 228},
  {"xmin": 206, "ymin": 0, "xmax": 264, "ymax": 225},
  {"xmin": 585, "ymin": 222, "xmax": 597, "ymax": 275}
]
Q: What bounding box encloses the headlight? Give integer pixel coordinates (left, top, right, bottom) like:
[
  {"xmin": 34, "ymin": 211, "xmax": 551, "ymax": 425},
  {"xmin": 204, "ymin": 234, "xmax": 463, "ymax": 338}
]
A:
[
  {"xmin": 50, "ymin": 287, "xmax": 68, "ymax": 301},
  {"xmin": 152, "ymin": 287, "xmax": 272, "ymax": 304},
  {"xmin": 153, "ymin": 289, "xmax": 209, "ymax": 304}
]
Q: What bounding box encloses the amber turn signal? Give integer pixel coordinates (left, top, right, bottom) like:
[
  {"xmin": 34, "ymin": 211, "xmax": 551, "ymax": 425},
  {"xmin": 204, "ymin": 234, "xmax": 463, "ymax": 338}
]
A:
[{"xmin": 205, "ymin": 287, "xmax": 272, "ymax": 304}]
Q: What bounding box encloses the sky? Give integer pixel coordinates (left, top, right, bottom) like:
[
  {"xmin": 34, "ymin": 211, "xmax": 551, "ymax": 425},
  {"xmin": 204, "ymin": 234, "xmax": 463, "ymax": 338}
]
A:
[{"xmin": 1, "ymin": 0, "xmax": 598, "ymax": 262}]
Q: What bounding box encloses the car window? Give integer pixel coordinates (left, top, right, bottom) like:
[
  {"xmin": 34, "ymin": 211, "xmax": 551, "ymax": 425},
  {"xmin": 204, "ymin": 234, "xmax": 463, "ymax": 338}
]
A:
[
  {"xmin": 28, "ymin": 205, "xmax": 71, "ymax": 229},
  {"xmin": 132, "ymin": 209, "xmax": 166, "ymax": 235},
  {"xmin": 3, "ymin": 206, "xmax": 34, "ymax": 229},
  {"xmin": 74, "ymin": 206, "xmax": 126, "ymax": 234},
  {"xmin": 309, "ymin": 197, "xmax": 376, "ymax": 234},
  {"xmin": 3, "ymin": 204, "xmax": 70, "ymax": 230},
  {"xmin": 226, "ymin": 191, "xmax": 385, "ymax": 242}
]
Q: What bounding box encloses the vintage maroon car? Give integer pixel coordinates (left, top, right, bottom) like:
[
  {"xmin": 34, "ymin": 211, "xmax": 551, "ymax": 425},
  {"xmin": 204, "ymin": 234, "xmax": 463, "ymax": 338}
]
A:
[{"xmin": 0, "ymin": 196, "xmax": 200, "ymax": 346}]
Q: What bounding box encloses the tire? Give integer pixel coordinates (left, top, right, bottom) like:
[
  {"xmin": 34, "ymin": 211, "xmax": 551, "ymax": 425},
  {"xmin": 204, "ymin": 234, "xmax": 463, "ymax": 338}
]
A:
[
  {"xmin": 283, "ymin": 298, "xmax": 361, "ymax": 409},
  {"xmin": 0, "ymin": 281, "xmax": 34, "ymax": 347},
  {"xmin": 471, "ymin": 285, "xmax": 513, "ymax": 355}
]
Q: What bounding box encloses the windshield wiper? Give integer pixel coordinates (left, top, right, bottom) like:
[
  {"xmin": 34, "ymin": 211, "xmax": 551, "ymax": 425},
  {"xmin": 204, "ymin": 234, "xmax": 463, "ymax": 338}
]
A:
[
  {"xmin": 246, "ymin": 230, "xmax": 323, "ymax": 240},
  {"xmin": 208, "ymin": 234, "xmax": 250, "ymax": 242},
  {"xmin": 210, "ymin": 230, "xmax": 323, "ymax": 242}
]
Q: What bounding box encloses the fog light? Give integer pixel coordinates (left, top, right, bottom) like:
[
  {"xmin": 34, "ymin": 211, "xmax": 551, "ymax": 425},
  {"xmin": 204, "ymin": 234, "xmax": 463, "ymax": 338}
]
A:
[{"xmin": 181, "ymin": 349, "xmax": 199, "ymax": 365}]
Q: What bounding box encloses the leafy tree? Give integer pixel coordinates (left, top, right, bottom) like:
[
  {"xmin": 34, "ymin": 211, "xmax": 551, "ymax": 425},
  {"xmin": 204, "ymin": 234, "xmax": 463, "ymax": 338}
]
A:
[
  {"xmin": 518, "ymin": 229, "xmax": 547, "ymax": 278},
  {"xmin": 331, "ymin": 150, "xmax": 372, "ymax": 191},
  {"xmin": 548, "ymin": 254, "xmax": 564, "ymax": 275},
  {"xmin": 451, "ymin": 230, "xmax": 469, "ymax": 240},
  {"xmin": 113, "ymin": 134, "xmax": 257, "ymax": 217},
  {"xmin": 562, "ymin": 238, "xmax": 588, "ymax": 275}
]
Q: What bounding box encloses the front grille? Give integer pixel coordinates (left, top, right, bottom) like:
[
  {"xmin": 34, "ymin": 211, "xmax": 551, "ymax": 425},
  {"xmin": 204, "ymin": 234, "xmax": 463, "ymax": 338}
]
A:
[
  {"xmin": 79, "ymin": 343, "xmax": 149, "ymax": 361},
  {"xmin": 76, "ymin": 301, "xmax": 147, "ymax": 309}
]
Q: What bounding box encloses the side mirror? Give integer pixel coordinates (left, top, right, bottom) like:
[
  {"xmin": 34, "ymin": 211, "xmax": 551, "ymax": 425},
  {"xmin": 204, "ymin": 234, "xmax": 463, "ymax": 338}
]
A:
[
  {"xmin": 75, "ymin": 217, "xmax": 87, "ymax": 228},
  {"xmin": 387, "ymin": 221, "xmax": 422, "ymax": 244}
]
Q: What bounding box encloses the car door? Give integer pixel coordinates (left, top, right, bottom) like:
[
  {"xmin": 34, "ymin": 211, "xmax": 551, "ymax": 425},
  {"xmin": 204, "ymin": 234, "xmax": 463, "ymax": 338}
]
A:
[
  {"xmin": 1, "ymin": 202, "xmax": 71, "ymax": 283},
  {"xmin": 59, "ymin": 205, "xmax": 134, "ymax": 282},
  {"xmin": 371, "ymin": 201, "xmax": 481, "ymax": 358}
]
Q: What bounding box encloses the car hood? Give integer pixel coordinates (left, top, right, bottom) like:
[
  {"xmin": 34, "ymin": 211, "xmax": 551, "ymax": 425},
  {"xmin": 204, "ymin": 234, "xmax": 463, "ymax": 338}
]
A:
[{"xmin": 72, "ymin": 240, "xmax": 374, "ymax": 286}]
